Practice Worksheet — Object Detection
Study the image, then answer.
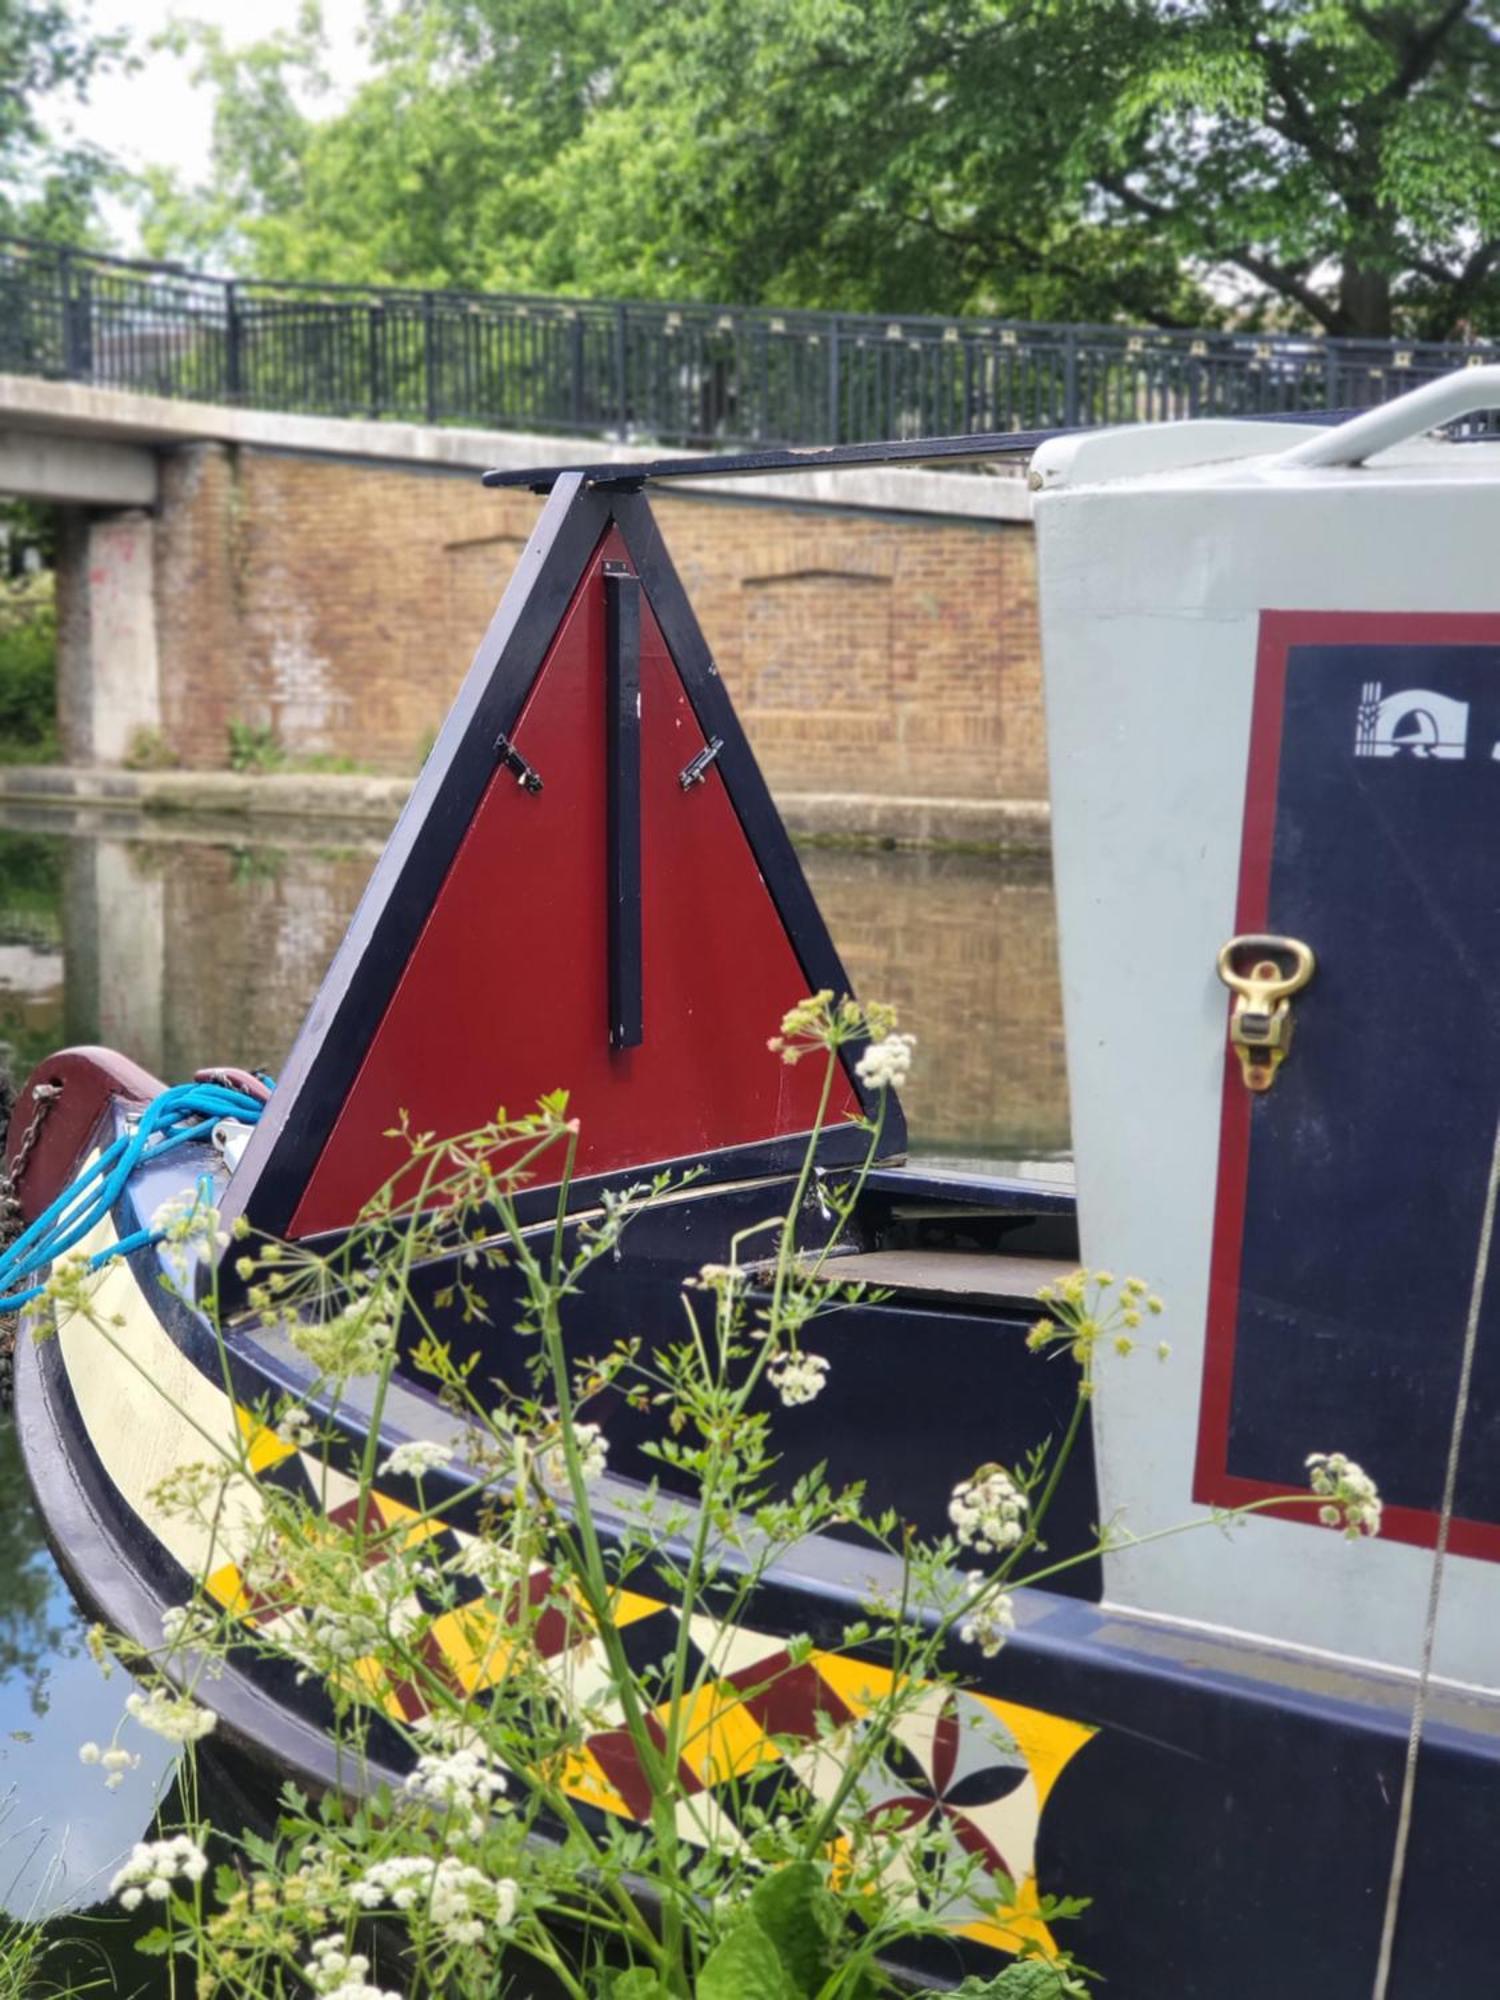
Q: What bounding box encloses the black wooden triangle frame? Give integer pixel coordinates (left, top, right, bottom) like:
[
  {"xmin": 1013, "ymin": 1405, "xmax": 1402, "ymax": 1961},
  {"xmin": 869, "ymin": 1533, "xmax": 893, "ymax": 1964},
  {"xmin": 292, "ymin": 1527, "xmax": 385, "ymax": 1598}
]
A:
[{"xmin": 219, "ymin": 474, "xmax": 906, "ymax": 1257}]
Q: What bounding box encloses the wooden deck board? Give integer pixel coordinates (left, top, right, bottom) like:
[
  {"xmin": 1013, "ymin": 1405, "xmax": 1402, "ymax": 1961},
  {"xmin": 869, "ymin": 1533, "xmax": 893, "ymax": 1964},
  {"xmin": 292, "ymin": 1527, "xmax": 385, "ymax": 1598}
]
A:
[{"xmin": 818, "ymin": 1249, "xmax": 1072, "ymax": 1302}]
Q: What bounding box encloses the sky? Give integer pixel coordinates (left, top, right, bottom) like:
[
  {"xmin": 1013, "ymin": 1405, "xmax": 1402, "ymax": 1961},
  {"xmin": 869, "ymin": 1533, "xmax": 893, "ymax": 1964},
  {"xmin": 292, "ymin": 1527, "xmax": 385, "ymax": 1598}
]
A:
[{"xmin": 40, "ymin": 0, "xmax": 371, "ymax": 253}]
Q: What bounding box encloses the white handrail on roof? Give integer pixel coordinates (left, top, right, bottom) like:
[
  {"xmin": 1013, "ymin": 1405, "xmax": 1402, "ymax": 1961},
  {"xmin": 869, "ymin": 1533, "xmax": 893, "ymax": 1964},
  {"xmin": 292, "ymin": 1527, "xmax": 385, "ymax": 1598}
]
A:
[{"xmin": 1278, "ymin": 363, "xmax": 1500, "ymax": 470}]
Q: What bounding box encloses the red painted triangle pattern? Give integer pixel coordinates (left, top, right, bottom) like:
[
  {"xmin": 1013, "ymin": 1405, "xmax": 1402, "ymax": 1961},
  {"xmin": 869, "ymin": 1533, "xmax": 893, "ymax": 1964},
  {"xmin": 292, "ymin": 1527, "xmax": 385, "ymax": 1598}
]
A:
[{"xmin": 291, "ymin": 530, "xmax": 858, "ymax": 1238}]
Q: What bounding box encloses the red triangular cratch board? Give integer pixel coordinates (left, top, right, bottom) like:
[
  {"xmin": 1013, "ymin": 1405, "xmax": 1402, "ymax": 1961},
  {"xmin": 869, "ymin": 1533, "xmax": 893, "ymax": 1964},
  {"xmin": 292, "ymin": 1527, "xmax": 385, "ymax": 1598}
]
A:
[{"xmin": 222, "ymin": 476, "xmax": 901, "ymax": 1248}]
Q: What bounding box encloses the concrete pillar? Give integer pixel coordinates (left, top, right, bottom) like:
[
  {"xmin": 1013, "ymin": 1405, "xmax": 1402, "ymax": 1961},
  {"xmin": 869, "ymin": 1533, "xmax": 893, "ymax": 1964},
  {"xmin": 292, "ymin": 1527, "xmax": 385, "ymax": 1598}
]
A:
[{"xmin": 54, "ymin": 507, "xmax": 162, "ymax": 765}]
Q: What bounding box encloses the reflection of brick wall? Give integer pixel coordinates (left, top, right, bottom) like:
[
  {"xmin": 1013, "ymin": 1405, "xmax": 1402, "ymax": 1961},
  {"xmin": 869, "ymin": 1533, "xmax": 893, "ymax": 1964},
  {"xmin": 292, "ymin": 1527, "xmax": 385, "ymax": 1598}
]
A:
[
  {"xmin": 59, "ymin": 835, "xmax": 1068, "ymax": 1159},
  {"xmin": 152, "ymin": 446, "xmax": 1044, "ymax": 801},
  {"xmin": 801, "ymin": 848, "xmax": 1069, "ymax": 1159}
]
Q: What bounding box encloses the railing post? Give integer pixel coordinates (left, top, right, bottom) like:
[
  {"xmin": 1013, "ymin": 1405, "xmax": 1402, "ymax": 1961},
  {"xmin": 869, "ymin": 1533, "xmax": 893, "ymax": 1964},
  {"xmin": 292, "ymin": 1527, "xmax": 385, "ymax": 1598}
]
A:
[
  {"xmin": 570, "ymin": 312, "xmax": 585, "ymax": 429},
  {"xmin": 423, "ymin": 291, "xmax": 438, "ymax": 423},
  {"xmin": 369, "ymin": 301, "xmax": 384, "ymax": 418},
  {"xmin": 827, "ymin": 318, "xmax": 841, "ymax": 443},
  {"xmin": 224, "ymin": 279, "xmax": 243, "ymax": 401},
  {"xmin": 613, "ymin": 303, "xmax": 628, "ymax": 436},
  {"xmin": 1062, "ymin": 325, "xmax": 1080, "ymax": 427},
  {"xmin": 60, "ymin": 247, "xmax": 92, "ymax": 381}
]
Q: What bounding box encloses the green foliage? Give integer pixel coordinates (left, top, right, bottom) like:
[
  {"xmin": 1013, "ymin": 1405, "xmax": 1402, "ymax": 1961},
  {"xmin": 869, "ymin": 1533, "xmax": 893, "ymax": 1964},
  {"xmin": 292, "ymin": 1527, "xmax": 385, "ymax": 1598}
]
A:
[
  {"xmin": 226, "ymin": 719, "xmax": 287, "ymax": 773},
  {"xmin": 226, "ymin": 719, "xmax": 369, "ymax": 776},
  {"xmin": 0, "ymin": 0, "xmax": 118, "ymax": 238},
  {"xmin": 142, "ymin": 1, "xmax": 1500, "ymax": 337},
  {"xmin": 945, "ymin": 1964, "xmax": 1092, "ymax": 1999},
  {"xmin": 748, "ymin": 1860, "xmax": 839, "ymax": 1994},
  {"xmin": 45, "ymin": 993, "xmax": 1370, "ymax": 1998},
  {"xmin": 698, "ymin": 1918, "xmax": 798, "ymax": 2000},
  {"xmin": 0, "ymin": 574, "xmax": 58, "ymax": 764},
  {"xmin": 609, "ymin": 1973, "xmax": 674, "ymax": 2000},
  {"xmin": 123, "ymin": 728, "xmax": 182, "ymax": 772}
]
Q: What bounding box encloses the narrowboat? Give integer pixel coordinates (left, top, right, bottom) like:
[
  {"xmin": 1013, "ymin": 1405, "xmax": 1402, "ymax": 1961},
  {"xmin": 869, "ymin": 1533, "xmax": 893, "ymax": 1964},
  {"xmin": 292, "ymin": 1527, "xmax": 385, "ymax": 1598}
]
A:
[{"xmin": 6, "ymin": 369, "xmax": 1500, "ymax": 1995}]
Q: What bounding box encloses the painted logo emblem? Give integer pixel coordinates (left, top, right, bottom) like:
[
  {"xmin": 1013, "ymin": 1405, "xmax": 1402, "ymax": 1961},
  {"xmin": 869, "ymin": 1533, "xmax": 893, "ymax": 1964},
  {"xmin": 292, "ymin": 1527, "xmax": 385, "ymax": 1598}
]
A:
[{"xmin": 1355, "ymin": 681, "xmax": 1469, "ymax": 760}]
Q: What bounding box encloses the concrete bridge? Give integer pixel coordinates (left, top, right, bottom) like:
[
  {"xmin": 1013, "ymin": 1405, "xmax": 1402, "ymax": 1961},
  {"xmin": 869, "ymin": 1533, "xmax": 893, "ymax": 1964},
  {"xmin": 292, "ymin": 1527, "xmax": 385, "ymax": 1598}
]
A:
[{"xmin": 0, "ymin": 375, "xmax": 1044, "ymax": 847}]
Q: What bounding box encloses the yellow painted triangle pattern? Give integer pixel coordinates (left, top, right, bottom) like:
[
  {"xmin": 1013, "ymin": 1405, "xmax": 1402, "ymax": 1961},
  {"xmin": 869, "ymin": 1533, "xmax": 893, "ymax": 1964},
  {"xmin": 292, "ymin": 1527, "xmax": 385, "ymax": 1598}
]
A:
[{"xmin": 202, "ymin": 1400, "xmax": 1094, "ymax": 1962}]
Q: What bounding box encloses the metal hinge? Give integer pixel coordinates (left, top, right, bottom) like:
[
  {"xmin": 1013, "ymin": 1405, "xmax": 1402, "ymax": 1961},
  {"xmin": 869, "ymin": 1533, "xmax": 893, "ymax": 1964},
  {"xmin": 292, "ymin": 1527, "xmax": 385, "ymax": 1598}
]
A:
[
  {"xmin": 495, "ymin": 732, "xmax": 543, "ymax": 793},
  {"xmin": 679, "ymin": 737, "xmax": 724, "ymax": 790}
]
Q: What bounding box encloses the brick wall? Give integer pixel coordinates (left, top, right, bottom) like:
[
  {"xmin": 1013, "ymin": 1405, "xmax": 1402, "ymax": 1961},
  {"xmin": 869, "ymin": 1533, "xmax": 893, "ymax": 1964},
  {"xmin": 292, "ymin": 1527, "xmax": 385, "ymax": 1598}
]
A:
[{"xmin": 149, "ymin": 444, "xmax": 1045, "ymax": 801}]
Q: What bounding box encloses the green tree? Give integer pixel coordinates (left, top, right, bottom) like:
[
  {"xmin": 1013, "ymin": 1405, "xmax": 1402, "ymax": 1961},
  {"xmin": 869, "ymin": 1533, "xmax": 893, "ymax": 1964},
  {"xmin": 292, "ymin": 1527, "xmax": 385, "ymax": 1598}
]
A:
[
  {"xmin": 147, "ymin": 0, "xmax": 1500, "ymax": 337},
  {"xmin": 0, "ymin": 0, "xmax": 116, "ymax": 239}
]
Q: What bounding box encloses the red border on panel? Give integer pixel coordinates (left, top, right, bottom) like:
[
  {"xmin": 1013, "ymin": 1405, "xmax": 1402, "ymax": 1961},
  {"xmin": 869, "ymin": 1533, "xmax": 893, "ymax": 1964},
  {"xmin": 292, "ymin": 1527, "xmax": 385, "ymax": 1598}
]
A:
[{"xmin": 1192, "ymin": 609, "xmax": 1500, "ymax": 1563}]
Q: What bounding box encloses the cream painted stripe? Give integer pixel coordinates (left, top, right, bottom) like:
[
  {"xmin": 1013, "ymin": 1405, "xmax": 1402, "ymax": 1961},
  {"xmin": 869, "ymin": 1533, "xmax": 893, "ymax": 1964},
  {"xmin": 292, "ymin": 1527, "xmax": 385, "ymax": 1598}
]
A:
[{"xmin": 57, "ymin": 1212, "xmax": 271, "ymax": 1585}]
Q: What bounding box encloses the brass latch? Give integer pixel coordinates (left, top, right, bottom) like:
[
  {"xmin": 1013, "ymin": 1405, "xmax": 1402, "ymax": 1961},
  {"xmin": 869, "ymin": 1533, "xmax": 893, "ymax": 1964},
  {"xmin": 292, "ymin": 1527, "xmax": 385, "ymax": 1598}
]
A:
[{"xmin": 1216, "ymin": 935, "xmax": 1317, "ymax": 1093}]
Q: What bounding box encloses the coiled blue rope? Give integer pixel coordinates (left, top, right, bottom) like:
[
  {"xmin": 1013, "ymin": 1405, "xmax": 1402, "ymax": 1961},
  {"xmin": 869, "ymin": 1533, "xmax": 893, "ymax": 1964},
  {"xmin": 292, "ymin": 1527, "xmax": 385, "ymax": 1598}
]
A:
[{"xmin": 0, "ymin": 1080, "xmax": 268, "ymax": 1313}]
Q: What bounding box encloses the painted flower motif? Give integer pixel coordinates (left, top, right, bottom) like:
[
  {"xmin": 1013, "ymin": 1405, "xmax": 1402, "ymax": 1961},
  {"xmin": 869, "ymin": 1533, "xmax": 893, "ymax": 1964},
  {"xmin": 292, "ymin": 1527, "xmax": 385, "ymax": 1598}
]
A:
[
  {"xmin": 847, "ymin": 1689, "xmax": 1036, "ymax": 1927},
  {"xmin": 1307, "ymin": 1451, "xmax": 1383, "ymax": 1538}
]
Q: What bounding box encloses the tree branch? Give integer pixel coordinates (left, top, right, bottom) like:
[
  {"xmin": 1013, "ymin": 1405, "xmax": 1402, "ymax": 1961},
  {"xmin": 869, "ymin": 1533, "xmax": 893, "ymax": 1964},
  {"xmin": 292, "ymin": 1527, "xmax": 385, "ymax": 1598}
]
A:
[
  {"xmin": 1098, "ymin": 171, "xmax": 1338, "ymax": 328},
  {"xmin": 1380, "ymin": 0, "xmax": 1474, "ymax": 102}
]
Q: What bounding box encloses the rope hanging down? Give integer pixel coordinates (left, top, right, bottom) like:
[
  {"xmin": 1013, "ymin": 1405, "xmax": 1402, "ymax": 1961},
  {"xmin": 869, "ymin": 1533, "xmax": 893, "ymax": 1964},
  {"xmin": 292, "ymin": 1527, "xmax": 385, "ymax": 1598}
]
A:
[{"xmin": 0, "ymin": 1080, "xmax": 268, "ymax": 1314}]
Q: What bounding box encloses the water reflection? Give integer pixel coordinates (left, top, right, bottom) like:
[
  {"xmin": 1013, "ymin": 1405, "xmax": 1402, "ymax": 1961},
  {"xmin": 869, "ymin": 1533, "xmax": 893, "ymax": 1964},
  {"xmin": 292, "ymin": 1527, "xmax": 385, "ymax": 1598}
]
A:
[
  {"xmin": 0, "ymin": 815, "xmax": 1070, "ymax": 1161},
  {"xmin": 0, "ymin": 1416, "xmax": 178, "ymax": 1923}
]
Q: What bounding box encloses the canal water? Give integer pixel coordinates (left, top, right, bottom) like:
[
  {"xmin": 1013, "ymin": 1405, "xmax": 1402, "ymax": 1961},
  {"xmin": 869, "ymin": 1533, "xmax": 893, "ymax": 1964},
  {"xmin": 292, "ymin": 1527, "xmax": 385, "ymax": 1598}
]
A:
[{"xmin": 0, "ymin": 813, "xmax": 1070, "ymax": 1960}]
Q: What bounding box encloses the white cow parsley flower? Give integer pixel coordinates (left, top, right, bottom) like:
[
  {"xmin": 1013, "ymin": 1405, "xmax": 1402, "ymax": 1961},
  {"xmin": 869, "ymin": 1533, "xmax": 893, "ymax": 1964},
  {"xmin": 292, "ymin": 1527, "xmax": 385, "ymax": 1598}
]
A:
[
  {"xmin": 959, "ymin": 1576, "xmax": 1015, "ymax": 1659},
  {"xmin": 768, "ymin": 1349, "xmax": 831, "ymax": 1407},
  {"xmin": 379, "ymin": 1438, "xmax": 455, "ymax": 1479},
  {"xmin": 402, "ymin": 1746, "xmax": 510, "ymax": 1840},
  {"xmin": 304, "ymin": 1936, "xmax": 402, "ymax": 2000},
  {"xmin": 151, "ymin": 1188, "xmax": 229, "ymax": 1294},
  {"xmin": 1307, "ymin": 1451, "xmax": 1383, "ymax": 1538},
  {"xmin": 855, "ymin": 1032, "xmax": 916, "ymax": 1092},
  {"xmin": 539, "ymin": 1421, "xmax": 608, "ymax": 1492},
  {"xmin": 351, "ymin": 1855, "xmax": 518, "ymax": 1947},
  {"xmin": 949, "ymin": 1465, "xmax": 1028, "ymax": 1554},
  {"xmin": 109, "ymin": 1835, "xmax": 208, "ymax": 1910},
  {"xmin": 291, "ymin": 1285, "xmax": 399, "ymax": 1379},
  {"xmin": 125, "ymin": 1685, "xmax": 217, "ymax": 1743}
]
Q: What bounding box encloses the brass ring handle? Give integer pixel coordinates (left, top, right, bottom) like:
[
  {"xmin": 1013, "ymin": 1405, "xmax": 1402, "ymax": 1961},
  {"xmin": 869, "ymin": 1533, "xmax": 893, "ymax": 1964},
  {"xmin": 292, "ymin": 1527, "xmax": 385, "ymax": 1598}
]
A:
[
  {"xmin": 1216, "ymin": 934, "xmax": 1317, "ymax": 1003},
  {"xmin": 1216, "ymin": 934, "xmax": 1317, "ymax": 1092}
]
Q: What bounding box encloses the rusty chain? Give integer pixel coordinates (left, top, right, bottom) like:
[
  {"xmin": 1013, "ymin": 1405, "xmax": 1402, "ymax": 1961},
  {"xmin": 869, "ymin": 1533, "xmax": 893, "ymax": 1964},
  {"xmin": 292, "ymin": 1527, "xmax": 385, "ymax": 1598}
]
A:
[{"xmin": 0, "ymin": 1081, "xmax": 61, "ymax": 1253}]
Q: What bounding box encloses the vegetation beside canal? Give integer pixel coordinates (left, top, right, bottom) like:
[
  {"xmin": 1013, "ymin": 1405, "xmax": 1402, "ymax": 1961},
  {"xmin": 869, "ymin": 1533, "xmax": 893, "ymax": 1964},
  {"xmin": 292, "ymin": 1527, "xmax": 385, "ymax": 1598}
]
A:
[{"xmin": 0, "ymin": 578, "xmax": 58, "ymax": 769}]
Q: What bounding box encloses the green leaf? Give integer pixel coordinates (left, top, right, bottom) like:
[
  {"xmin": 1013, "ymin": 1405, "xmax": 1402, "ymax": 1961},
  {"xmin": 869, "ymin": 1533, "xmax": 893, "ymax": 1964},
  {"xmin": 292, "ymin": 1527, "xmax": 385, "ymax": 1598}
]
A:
[
  {"xmin": 748, "ymin": 1860, "xmax": 836, "ymax": 1994},
  {"xmin": 934, "ymin": 1963, "xmax": 1088, "ymax": 2000},
  {"xmin": 610, "ymin": 1971, "xmax": 673, "ymax": 2000},
  {"xmin": 697, "ymin": 1918, "xmax": 798, "ymax": 2000}
]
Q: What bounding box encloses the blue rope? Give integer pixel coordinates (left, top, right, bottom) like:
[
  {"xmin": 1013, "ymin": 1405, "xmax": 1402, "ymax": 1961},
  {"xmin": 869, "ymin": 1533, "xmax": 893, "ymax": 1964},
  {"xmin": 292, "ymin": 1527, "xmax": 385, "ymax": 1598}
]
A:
[{"xmin": 0, "ymin": 1080, "xmax": 268, "ymax": 1313}]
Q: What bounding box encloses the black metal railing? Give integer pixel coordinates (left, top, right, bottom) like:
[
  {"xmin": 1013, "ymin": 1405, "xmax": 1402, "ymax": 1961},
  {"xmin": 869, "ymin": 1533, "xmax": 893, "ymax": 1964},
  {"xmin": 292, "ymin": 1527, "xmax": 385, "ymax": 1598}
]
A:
[{"xmin": 0, "ymin": 235, "xmax": 1492, "ymax": 449}]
